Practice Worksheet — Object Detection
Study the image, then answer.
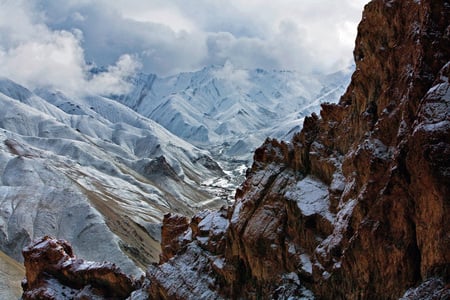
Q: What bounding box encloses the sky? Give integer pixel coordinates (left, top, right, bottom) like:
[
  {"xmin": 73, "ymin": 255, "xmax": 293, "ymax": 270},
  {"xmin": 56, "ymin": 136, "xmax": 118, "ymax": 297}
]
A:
[{"xmin": 0, "ymin": 0, "xmax": 368, "ymax": 95}]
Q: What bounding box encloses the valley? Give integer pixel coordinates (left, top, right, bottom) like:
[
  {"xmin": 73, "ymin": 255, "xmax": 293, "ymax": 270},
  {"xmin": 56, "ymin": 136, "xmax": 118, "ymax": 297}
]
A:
[{"xmin": 0, "ymin": 65, "xmax": 350, "ymax": 292}]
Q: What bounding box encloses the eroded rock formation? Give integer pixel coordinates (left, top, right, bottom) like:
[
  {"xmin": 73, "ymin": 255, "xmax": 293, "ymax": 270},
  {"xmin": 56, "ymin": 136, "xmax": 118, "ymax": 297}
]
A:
[
  {"xmin": 21, "ymin": 236, "xmax": 137, "ymax": 299},
  {"xmin": 21, "ymin": 0, "xmax": 450, "ymax": 299},
  {"xmin": 139, "ymin": 0, "xmax": 450, "ymax": 298}
]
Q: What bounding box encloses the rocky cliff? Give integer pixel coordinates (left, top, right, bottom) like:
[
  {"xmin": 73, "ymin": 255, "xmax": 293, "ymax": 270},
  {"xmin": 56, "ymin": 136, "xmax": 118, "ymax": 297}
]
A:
[
  {"xmin": 21, "ymin": 0, "xmax": 450, "ymax": 299},
  {"xmin": 140, "ymin": 0, "xmax": 450, "ymax": 298}
]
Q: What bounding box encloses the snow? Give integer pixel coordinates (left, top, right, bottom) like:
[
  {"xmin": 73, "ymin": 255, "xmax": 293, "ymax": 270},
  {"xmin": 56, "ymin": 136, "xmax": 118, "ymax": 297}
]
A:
[
  {"xmin": 400, "ymin": 277, "xmax": 449, "ymax": 299},
  {"xmin": 180, "ymin": 228, "xmax": 193, "ymax": 243},
  {"xmin": 300, "ymin": 253, "xmax": 313, "ymax": 274},
  {"xmin": 231, "ymin": 201, "xmax": 243, "ymax": 224},
  {"xmin": 284, "ymin": 176, "xmax": 334, "ymax": 222},
  {"xmin": 212, "ymin": 257, "xmax": 225, "ymax": 270},
  {"xmin": 359, "ymin": 138, "xmax": 393, "ymax": 160},
  {"xmin": 148, "ymin": 243, "xmax": 223, "ymax": 299},
  {"xmin": 197, "ymin": 209, "xmax": 229, "ymax": 237},
  {"xmin": 283, "ymin": 272, "xmax": 301, "ymax": 285},
  {"xmin": 330, "ymin": 172, "xmax": 346, "ymax": 193},
  {"xmin": 0, "ymin": 64, "xmax": 352, "ymax": 295},
  {"xmin": 316, "ymin": 198, "xmax": 358, "ymax": 258},
  {"xmin": 288, "ymin": 242, "xmax": 296, "ymax": 255},
  {"xmin": 276, "ymin": 272, "xmax": 316, "ymax": 299},
  {"xmin": 419, "ymin": 120, "xmax": 450, "ymax": 132},
  {"xmin": 413, "ymin": 73, "xmax": 449, "ymax": 134}
]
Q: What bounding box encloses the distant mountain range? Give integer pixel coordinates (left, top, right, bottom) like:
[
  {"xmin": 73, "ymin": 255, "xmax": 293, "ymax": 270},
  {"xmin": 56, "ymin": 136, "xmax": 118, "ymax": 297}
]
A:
[{"xmin": 113, "ymin": 64, "xmax": 353, "ymax": 160}]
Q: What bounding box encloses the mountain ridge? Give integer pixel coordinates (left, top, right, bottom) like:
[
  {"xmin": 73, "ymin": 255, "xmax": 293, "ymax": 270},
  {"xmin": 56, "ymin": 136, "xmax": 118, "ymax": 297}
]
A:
[
  {"xmin": 0, "ymin": 76, "xmax": 230, "ymax": 277},
  {"xmin": 0, "ymin": 63, "xmax": 351, "ymax": 297},
  {"xmin": 9, "ymin": 0, "xmax": 450, "ymax": 297},
  {"xmin": 111, "ymin": 64, "xmax": 353, "ymax": 158}
]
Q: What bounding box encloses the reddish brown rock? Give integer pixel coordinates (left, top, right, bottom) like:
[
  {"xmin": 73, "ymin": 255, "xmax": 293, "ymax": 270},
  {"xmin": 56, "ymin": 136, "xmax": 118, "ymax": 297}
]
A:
[
  {"xmin": 159, "ymin": 213, "xmax": 190, "ymax": 263},
  {"xmin": 21, "ymin": 236, "xmax": 137, "ymax": 299},
  {"xmin": 145, "ymin": 0, "xmax": 450, "ymax": 299},
  {"xmin": 407, "ymin": 61, "xmax": 450, "ymax": 279}
]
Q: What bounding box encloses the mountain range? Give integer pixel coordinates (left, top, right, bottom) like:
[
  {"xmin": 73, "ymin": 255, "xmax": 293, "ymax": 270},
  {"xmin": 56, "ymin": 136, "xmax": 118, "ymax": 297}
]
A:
[
  {"xmin": 114, "ymin": 63, "xmax": 352, "ymax": 158},
  {"xmin": 15, "ymin": 0, "xmax": 450, "ymax": 298},
  {"xmin": 0, "ymin": 64, "xmax": 351, "ymax": 298}
]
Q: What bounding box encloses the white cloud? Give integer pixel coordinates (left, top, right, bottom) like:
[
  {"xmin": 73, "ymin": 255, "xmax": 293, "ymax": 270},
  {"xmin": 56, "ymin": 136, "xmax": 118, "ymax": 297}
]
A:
[
  {"xmin": 0, "ymin": 0, "xmax": 369, "ymax": 93},
  {"xmin": 172, "ymin": 0, "xmax": 368, "ymax": 73},
  {"xmin": 213, "ymin": 60, "xmax": 253, "ymax": 92},
  {"xmin": 0, "ymin": 25, "xmax": 86, "ymax": 92},
  {"xmin": 0, "ymin": 0, "xmax": 141, "ymax": 95},
  {"xmin": 87, "ymin": 54, "xmax": 141, "ymax": 95}
]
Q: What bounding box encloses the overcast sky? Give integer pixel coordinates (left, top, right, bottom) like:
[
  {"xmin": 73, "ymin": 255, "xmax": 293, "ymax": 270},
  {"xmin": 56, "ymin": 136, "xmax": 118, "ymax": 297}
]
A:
[{"xmin": 0, "ymin": 0, "xmax": 368, "ymax": 94}]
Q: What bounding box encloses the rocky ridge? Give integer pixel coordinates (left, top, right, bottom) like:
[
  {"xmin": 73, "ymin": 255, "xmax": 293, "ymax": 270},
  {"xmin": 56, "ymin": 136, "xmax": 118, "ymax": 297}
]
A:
[
  {"xmin": 139, "ymin": 0, "xmax": 450, "ymax": 298},
  {"xmin": 20, "ymin": 0, "xmax": 450, "ymax": 299}
]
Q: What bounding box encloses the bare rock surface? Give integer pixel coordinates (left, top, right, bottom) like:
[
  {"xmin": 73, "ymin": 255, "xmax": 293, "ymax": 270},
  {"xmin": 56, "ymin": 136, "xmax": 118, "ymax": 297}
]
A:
[
  {"xmin": 0, "ymin": 249, "xmax": 24, "ymax": 300},
  {"xmin": 140, "ymin": 0, "xmax": 450, "ymax": 299},
  {"xmin": 21, "ymin": 236, "xmax": 137, "ymax": 300}
]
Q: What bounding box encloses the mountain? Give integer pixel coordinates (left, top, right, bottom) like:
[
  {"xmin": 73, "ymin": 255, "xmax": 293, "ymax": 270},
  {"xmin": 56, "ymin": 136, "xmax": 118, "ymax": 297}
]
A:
[
  {"xmin": 0, "ymin": 77, "xmax": 230, "ymax": 277},
  {"xmin": 0, "ymin": 64, "xmax": 350, "ymax": 297},
  {"xmin": 111, "ymin": 64, "xmax": 352, "ymax": 161},
  {"xmin": 18, "ymin": 0, "xmax": 449, "ymax": 299},
  {"xmin": 139, "ymin": 0, "xmax": 450, "ymax": 298},
  {"xmin": 108, "ymin": 65, "xmax": 351, "ymax": 193}
]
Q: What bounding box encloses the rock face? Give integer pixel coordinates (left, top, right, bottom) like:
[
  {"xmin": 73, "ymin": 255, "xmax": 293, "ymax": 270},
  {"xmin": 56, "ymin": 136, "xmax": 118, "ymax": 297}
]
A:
[
  {"xmin": 140, "ymin": 0, "xmax": 450, "ymax": 299},
  {"xmin": 21, "ymin": 236, "xmax": 137, "ymax": 299},
  {"xmin": 21, "ymin": 0, "xmax": 450, "ymax": 299}
]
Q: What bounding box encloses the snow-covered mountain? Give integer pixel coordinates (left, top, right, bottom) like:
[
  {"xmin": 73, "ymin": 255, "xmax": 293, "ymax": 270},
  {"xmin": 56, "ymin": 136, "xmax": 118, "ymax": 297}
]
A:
[
  {"xmin": 0, "ymin": 77, "xmax": 230, "ymax": 277},
  {"xmin": 112, "ymin": 63, "xmax": 353, "ymax": 161}
]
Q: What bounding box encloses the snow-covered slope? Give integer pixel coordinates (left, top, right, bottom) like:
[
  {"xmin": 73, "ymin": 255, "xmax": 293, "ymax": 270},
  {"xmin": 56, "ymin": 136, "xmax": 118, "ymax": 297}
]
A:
[
  {"xmin": 0, "ymin": 77, "xmax": 230, "ymax": 276},
  {"xmin": 0, "ymin": 65, "xmax": 350, "ymax": 296},
  {"xmin": 113, "ymin": 64, "xmax": 353, "ymax": 161}
]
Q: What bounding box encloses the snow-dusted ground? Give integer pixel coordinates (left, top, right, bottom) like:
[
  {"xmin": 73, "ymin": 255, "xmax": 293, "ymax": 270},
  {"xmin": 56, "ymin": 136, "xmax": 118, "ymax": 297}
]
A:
[
  {"xmin": 0, "ymin": 249, "xmax": 24, "ymax": 300},
  {"xmin": 284, "ymin": 175, "xmax": 335, "ymax": 222}
]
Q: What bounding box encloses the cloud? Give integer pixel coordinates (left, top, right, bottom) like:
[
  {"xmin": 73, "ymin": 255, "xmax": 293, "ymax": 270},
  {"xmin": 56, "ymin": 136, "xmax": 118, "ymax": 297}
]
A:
[
  {"xmin": 87, "ymin": 54, "xmax": 141, "ymax": 95},
  {"xmin": 0, "ymin": 0, "xmax": 369, "ymax": 94},
  {"xmin": 0, "ymin": 28, "xmax": 85, "ymax": 91},
  {"xmin": 0, "ymin": 0, "xmax": 140, "ymax": 95},
  {"xmin": 173, "ymin": 0, "xmax": 368, "ymax": 73},
  {"xmin": 213, "ymin": 60, "xmax": 253, "ymax": 92}
]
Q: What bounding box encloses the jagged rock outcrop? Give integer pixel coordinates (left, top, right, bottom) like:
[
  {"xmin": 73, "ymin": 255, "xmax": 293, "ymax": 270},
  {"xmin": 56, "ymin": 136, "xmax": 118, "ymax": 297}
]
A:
[
  {"xmin": 21, "ymin": 236, "xmax": 138, "ymax": 299},
  {"xmin": 140, "ymin": 0, "xmax": 450, "ymax": 299},
  {"xmin": 21, "ymin": 0, "xmax": 450, "ymax": 299}
]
